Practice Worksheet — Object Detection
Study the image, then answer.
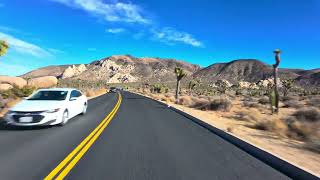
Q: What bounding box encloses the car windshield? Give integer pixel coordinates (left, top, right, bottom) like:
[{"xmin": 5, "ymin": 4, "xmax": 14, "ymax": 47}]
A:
[{"xmin": 28, "ymin": 91, "xmax": 68, "ymax": 101}]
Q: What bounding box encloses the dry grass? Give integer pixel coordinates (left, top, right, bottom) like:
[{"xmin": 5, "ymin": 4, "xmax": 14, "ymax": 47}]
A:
[
  {"xmin": 242, "ymin": 97, "xmax": 260, "ymax": 108},
  {"xmin": 240, "ymin": 109, "xmax": 264, "ymax": 122},
  {"xmin": 307, "ymin": 97, "xmax": 320, "ymax": 108},
  {"xmin": 283, "ymin": 100, "xmax": 304, "ymax": 108},
  {"xmin": 305, "ymin": 138, "xmax": 320, "ymax": 153},
  {"xmin": 258, "ymin": 96, "xmax": 269, "ymax": 105},
  {"xmin": 251, "ymin": 119, "xmax": 288, "ymax": 136},
  {"xmin": 84, "ymin": 88, "xmax": 107, "ymax": 98},
  {"xmin": 292, "ymin": 107, "xmax": 320, "ymax": 123},
  {"xmin": 177, "ymin": 95, "xmax": 194, "ymax": 106}
]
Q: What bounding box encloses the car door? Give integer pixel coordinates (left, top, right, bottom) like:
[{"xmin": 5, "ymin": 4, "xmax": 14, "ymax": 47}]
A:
[
  {"xmin": 68, "ymin": 90, "xmax": 80, "ymax": 117},
  {"xmin": 75, "ymin": 90, "xmax": 85, "ymax": 114}
]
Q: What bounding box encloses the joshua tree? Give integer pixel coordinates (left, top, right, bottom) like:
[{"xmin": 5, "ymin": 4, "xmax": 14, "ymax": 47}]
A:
[
  {"xmin": 281, "ymin": 79, "xmax": 294, "ymax": 97},
  {"xmin": 272, "ymin": 49, "xmax": 281, "ymax": 113},
  {"xmin": 174, "ymin": 67, "xmax": 187, "ymax": 101},
  {"xmin": 0, "ymin": 40, "xmax": 9, "ymax": 57},
  {"xmin": 188, "ymin": 79, "xmax": 200, "ymax": 95}
]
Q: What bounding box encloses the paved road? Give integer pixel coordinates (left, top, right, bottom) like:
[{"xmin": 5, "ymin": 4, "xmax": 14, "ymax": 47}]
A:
[{"xmin": 0, "ymin": 92, "xmax": 293, "ymax": 179}]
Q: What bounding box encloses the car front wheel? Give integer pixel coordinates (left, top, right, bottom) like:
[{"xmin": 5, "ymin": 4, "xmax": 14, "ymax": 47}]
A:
[
  {"xmin": 59, "ymin": 110, "xmax": 69, "ymax": 126},
  {"xmin": 81, "ymin": 103, "xmax": 87, "ymax": 115}
]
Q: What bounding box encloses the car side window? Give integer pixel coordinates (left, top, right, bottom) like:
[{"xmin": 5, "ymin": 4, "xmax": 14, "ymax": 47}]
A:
[
  {"xmin": 70, "ymin": 90, "xmax": 77, "ymax": 100},
  {"xmin": 76, "ymin": 91, "xmax": 82, "ymax": 97}
]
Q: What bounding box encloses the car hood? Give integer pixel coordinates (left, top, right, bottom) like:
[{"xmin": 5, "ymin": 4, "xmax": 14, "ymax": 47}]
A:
[{"xmin": 11, "ymin": 100, "xmax": 65, "ymax": 112}]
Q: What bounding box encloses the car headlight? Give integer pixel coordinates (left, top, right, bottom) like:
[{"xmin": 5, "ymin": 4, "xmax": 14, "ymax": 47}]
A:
[{"xmin": 46, "ymin": 108, "xmax": 60, "ymax": 113}]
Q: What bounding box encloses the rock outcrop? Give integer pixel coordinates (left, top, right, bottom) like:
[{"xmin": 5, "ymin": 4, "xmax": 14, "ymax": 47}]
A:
[
  {"xmin": 0, "ymin": 76, "xmax": 27, "ymax": 88},
  {"xmin": 28, "ymin": 76, "xmax": 58, "ymax": 88},
  {"xmin": 0, "ymin": 83, "xmax": 13, "ymax": 91},
  {"xmin": 61, "ymin": 64, "xmax": 87, "ymax": 79}
]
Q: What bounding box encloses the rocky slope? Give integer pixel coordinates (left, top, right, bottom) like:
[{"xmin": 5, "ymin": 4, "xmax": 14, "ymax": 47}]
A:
[
  {"xmin": 193, "ymin": 59, "xmax": 319, "ymax": 87},
  {"xmin": 21, "ymin": 56, "xmax": 319, "ymax": 86},
  {"xmin": 22, "ymin": 55, "xmax": 200, "ymax": 83}
]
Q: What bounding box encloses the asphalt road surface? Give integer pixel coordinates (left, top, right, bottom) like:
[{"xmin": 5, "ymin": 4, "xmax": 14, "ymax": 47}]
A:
[{"xmin": 0, "ymin": 91, "xmax": 295, "ymax": 180}]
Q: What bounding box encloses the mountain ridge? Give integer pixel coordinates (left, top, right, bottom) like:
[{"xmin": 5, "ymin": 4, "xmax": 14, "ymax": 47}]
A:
[{"xmin": 21, "ymin": 55, "xmax": 319, "ymax": 86}]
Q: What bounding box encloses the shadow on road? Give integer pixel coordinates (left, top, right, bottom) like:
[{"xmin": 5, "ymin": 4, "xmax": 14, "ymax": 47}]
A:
[{"xmin": 0, "ymin": 118, "xmax": 54, "ymax": 131}]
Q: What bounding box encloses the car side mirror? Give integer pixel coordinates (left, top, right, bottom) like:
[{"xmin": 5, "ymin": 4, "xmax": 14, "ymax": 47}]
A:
[{"xmin": 70, "ymin": 97, "xmax": 78, "ymax": 101}]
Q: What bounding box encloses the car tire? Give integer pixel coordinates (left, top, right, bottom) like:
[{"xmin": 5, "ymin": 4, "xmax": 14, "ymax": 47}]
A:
[
  {"xmin": 81, "ymin": 103, "xmax": 87, "ymax": 115},
  {"xmin": 59, "ymin": 110, "xmax": 69, "ymax": 126}
]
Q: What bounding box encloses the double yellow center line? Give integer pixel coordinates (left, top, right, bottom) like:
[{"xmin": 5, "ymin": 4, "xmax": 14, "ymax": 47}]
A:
[{"xmin": 45, "ymin": 92, "xmax": 122, "ymax": 180}]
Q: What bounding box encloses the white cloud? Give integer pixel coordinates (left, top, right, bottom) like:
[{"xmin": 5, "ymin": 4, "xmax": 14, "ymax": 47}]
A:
[
  {"xmin": 0, "ymin": 32, "xmax": 52, "ymax": 57},
  {"xmin": 151, "ymin": 27, "xmax": 203, "ymax": 47},
  {"xmin": 0, "ymin": 26, "xmax": 18, "ymax": 33},
  {"xmin": 48, "ymin": 48, "xmax": 65, "ymax": 54},
  {"xmin": 106, "ymin": 28, "xmax": 125, "ymax": 34},
  {"xmin": 51, "ymin": 0, "xmax": 151, "ymax": 24}
]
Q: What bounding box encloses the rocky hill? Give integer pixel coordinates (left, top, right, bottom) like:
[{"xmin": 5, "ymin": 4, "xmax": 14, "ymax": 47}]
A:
[
  {"xmin": 193, "ymin": 59, "xmax": 319, "ymax": 87},
  {"xmin": 22, "ymin": 55, "xmax": 200, "ymax": 83},
  {"xmin": 21, "ymin": 56, "xmax": 319, "ymax": 86},
  {"xmin": 194, "ymin": 59, "xmax": 296, "ymax": 82}
]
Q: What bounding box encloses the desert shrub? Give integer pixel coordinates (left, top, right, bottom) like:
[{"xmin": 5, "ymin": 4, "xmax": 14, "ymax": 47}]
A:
[
  {"xmin": 252, "ymin": 121, "xmax": 270, "ymax": 131},
  {"xmin": 206, "ymin": 98, "xmax": 232, "ymax": 112},
  {"xmin": 0, "ymin": 86, "xmax": 35, "ymax": 99},
  {"xmin": 190, "ymin": 98, "xmax": 210, "ymax": 110},
  {"xmin": 242, "ymin": 100, "xmax": 260, "ymax": 108},
  {"xmin": 251, "ymin": 119, "xmax": 287, "ymax": 134},
  {"xmin": 283, "ymin": 100, "xmax": 304, "ymax": 108},
  {"xmin": 178, "ymin": 96, "xmax": 193, "ymax": 106},
  {"xmin": 305, "ymin": 138, "xmax": 320, "ymax": 153},
  {"xmin": 258, "ymin": 96, "xmax": 269, "ymax": 105},
  {"xmin": 150, "ymin": 84, "xmax": 168, "ymax": 94},
  {"xmin": 286, "ymin": 109, "xmax": 320, "ymax": 140},
  {"xmin": 235, "ymin": 109, "xmax": 262, "ymax": 122},
  {"xmin": 307, "ymin": 97, "xmax": 320, "ymax": 108},
  {"xmin": 293, "ymin": 107, "xmax": 320, "ymax": 122},
  {"xmin": 192, "ymin": 98, "xmax": 232, "ymax": 111},
  {"xmin": 281, "ymin": 95, "xmax": 298, "ymax": 102},
  {"xmin": 164, "ymin": 95, "xmax": 175, "ymax": 103},
  {"xmin": 286, "ymin": 119, "xmax": 315, "ymax": 140}
]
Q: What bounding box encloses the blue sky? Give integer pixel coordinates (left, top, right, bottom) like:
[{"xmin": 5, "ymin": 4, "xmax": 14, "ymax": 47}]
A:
[{"xmin": 0, "ymin": 0, "xmax": 319, "ymax": 76}]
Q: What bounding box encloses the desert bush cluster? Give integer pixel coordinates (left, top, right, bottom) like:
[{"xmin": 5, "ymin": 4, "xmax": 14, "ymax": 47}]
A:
[{"xmin": 0, "ymin": 86, "xmax": 35, "ymax": 99}]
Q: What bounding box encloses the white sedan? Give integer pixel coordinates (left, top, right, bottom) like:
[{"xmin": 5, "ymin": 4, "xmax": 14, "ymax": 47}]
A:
[{"xmin": 4, "ymin": 88, "xmax": 88, "ymax": 126}]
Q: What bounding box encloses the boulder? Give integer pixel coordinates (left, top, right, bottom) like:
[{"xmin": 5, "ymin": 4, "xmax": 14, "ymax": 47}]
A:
[
  {"xmin": 238, "ymin": 81, "xmax": 251, "ymax": 88},
  {"xmin": 257, "ymin": 78, "xmax": 282, "ymax": 88},
  {"xmin": 61, "ymin": 64, "xmax": 87, "ymax": 79},
  {"xmin": 28, "ymin": 76, "xmax": 58, "ymax": 88},
  {"xmin": 108, "ymin": 73, "xmax": 138, "ymax": 83},
  {"xmin": 0, "ymin": 76, "xmax": 27, "ymax": 88},
  {"xmin": 0, "ymin": 83, "xmax": 13, "ymax": 91}
]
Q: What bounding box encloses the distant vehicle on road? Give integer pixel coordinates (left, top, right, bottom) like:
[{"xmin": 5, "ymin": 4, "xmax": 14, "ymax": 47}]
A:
[
  {"xmin": 4, "ymin": 88, "xmax": 87, "ymax": 126},
  {"xmin": 109, "ymin": 87, "xmax": 118, "ymax": 93}
]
